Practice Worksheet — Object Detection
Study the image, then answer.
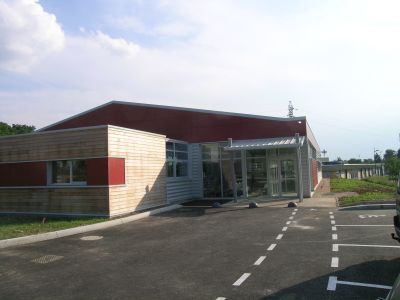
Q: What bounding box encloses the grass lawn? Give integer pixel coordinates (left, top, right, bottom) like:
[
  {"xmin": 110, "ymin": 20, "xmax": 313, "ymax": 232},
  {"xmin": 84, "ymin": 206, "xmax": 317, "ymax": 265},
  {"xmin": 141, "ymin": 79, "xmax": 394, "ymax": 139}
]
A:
[
  {"xmin": 331, "ymin": 176, "xmax": 396, "ymax": 206},
  {"xmin": 0, "ymin": 216, "xmax": 107, "ymax": 240}
]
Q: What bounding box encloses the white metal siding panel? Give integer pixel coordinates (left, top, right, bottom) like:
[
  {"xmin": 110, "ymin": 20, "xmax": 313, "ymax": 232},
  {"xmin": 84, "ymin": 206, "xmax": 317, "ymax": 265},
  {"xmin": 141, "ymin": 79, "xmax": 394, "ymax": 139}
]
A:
[
  {"xmin": 166, "ymin": 178, "xmax": 192, "ymax": 203},
  {"xmin": 166, "ymin": 143, "xmax": 202, "ymax": 203}
]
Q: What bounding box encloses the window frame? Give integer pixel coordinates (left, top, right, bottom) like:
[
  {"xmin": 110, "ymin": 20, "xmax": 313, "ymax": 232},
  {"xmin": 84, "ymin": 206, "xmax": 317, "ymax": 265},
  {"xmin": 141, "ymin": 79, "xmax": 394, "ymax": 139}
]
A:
[
  {"xmin": 48, "ymin": 159, "xmax": 87, "ymax": 186},
  {"xmin": 166, "ymin": 140, "xmax": 189, "ymax": 179}
]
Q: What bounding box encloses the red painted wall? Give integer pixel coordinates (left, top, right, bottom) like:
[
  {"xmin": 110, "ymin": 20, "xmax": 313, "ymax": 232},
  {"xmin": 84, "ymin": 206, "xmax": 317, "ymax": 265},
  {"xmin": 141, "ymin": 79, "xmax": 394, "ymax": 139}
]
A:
[
  {"xmin": 86, "ymin": 157, "xmax": 125, "ymax": 185},
  {"xmin": 44, "ymin": 103, "xmax": 307, "ymax": 142},
  {"xmin": 108, "ymin": 158, "xmax": 125, "ymax": 185},
  {"xmin": 311, "ymin": 159, "xmax": 319, "ymax": 188},
  {"xmin": 86, "ymin": 158, "xmax": 109, "ymax": 185},
  {"xmin": 0, "ymin": 162, "xmax": 47, "ymax": 186},
  {"xmin": 0, "ymin": 158, "xmax": 124, "ymax": 187}
]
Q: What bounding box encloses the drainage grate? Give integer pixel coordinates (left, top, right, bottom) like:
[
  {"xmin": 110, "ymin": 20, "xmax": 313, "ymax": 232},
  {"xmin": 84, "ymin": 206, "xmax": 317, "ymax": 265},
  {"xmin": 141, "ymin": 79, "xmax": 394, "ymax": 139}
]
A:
[
  {"xmin": 31, "ymin": 255, "xmax": 63, "ymax": 264},
  {"xmin": 80, "ymin": 235, "xmax": 103, "ymax": 241}
]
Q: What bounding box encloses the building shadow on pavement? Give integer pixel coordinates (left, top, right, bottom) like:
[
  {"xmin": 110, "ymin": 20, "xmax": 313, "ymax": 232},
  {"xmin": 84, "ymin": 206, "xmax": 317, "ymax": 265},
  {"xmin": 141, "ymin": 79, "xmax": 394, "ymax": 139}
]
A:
[{"xmin": 261, "ymin": 257, "xmax": 400, "ymax": 300}]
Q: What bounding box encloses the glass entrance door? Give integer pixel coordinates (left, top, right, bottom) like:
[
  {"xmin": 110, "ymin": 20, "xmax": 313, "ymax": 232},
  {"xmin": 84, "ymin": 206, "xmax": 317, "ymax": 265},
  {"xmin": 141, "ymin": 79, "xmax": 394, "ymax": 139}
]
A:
[
  {"xmin": 246, "ymin": 150, "xmax": 267, "ymax": 197},
  {"xmin": 269, "ymin": 160, "xmax": 280, "ymax": 197},
  {"xmin": 280, "ymin": 159, "xmax": 297, "ymax": 196}
]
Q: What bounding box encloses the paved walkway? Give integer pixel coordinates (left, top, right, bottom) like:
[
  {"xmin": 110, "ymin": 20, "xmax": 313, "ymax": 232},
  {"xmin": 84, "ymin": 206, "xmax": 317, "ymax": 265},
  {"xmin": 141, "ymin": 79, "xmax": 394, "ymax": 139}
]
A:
[{"xmin": 312, "ymin": 178, "xmax": 331, "ymax": 197}]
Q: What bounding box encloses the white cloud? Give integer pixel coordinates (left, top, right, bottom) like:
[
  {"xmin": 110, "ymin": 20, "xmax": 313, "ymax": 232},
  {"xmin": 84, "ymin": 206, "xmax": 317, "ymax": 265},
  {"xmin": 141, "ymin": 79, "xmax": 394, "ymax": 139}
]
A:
[
  {"xmin": 0, "ymin": 0, "xmax": 65, "ymax": 73},
  {"xmin": 92, "ymin": 31, "xmax": 140, "ymax": 57}
]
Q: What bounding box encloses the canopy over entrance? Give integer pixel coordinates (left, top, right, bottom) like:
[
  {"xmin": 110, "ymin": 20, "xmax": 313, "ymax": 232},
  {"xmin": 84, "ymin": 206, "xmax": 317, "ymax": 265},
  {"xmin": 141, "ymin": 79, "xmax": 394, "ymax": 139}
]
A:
[{"xmin": 223, "ymin": 136, "xmax": 305, "ymax": 151}]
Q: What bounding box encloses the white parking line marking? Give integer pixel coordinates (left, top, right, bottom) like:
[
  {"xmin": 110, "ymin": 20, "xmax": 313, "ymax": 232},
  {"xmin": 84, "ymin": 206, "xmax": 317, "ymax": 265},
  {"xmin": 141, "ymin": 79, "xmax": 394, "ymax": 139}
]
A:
[
  {"xmin": 335, "ymin": 225, "xmax": 392, "ymax": 227},
  {"xmin": 292, "ymin": 212, "xmax": 296, "ymax": 215},
  {"xmin": 331, "ymin": 220, "xmax": 336, "ymax": 225},
  {"xmin": 331, "ymin": 257, "xmax": 339, "ymax": 267},
  {"xmin": 329, "ymin": 212, "xmax": 333, "ymax": 215},
  {"xmin": 332, "ymin": 234, "xmax": 338, "ymax": 240},
  {"xmin": 335, "ymin": 243, "xmax": 400, "ymax": 249},
  {"xmin": 282, "ymin": 226, "xmax": 288, "ymax": 232},
  {"xmin": 294, "ymin": 208, "xmax": 298, "ymax": 211},
  {"xmin": 332, "ymin": 244, "xmax": 339, "ymax": 252},
  {"xmin": 332, "ymin": 226, "xmax": 337, "ymax": 231},
  {"xmin": 267, "ymin": 244, "xmax": 277, "ymax": 251},
  {"xmin": 254, "ymin": 256, "xmax": 266, "ymax": 266},
  {"xmin": 276, "ymin": 234, "xmax": 283, "ymax": 240},
  {"xmin": 327, "ymin": 276, "xmax": 392, "ymax": 291},
  {"xmin": 330, "ymin": 216, "xmax": 334, "ymax": 219},
  {"xmin": 216, "ymin": 298, "xmax": 226, "ymax": 300},
  {"xmin": 289, "ymin": 216, "xmax": 294, "ymax": 220},
  {"xmin": 327, "ymin": 276, "xmax": 337, "ymax": 291},
  {"xmin": 233, "ymin": 273, "xmax": 251, "ymax": 286},
  {"xmin": 286, "ymin": 221, "xmax": 291, "ymax": 225}
]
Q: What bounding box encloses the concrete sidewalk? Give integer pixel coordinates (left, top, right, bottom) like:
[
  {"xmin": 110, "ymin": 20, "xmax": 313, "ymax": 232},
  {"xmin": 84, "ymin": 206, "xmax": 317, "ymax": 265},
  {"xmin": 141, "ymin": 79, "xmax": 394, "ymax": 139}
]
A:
[{"xmin": 222, "ymin": 196, "xmax": 337, "ymax": 208}]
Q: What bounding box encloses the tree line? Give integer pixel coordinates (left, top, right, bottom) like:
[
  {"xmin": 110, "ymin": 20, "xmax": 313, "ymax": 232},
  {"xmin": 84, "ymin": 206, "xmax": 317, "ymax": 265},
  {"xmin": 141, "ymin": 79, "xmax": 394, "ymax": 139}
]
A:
[{"xmin": 0, "ymin": 122, "xmax": 36, "ymax": 136}]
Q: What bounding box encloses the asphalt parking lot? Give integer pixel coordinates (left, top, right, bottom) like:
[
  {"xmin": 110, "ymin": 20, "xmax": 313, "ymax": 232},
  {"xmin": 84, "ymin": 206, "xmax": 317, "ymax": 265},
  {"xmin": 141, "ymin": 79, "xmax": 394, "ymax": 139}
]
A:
[{"xmin": 0, "ymin": 204, "xmax": 399, "ymax": 300}]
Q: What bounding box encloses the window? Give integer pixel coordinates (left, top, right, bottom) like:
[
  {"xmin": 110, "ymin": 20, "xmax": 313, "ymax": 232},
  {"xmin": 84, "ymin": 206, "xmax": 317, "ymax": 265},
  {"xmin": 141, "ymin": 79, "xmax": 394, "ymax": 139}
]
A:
[
  {"xmin": 50, "ymin": 160, "xmax": 86, "ymax": 185},
  {"xmin": 166, "ymin": 141, "xmax": 189, "ymax": 178}
]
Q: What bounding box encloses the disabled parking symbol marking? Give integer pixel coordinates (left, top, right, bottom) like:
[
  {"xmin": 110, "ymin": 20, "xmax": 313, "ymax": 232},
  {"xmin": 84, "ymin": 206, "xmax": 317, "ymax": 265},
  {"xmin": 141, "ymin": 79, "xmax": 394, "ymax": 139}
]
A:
[{"xmin": 358, "ymin": 214, "xmax": 386, "ymax": 219}]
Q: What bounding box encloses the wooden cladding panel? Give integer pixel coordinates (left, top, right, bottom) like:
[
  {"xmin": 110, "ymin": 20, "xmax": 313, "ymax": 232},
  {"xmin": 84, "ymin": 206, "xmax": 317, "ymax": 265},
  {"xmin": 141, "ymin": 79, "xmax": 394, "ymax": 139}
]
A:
[
  {"xmin": 0, "ymin": 127, "xmax": 108, "ymax": 162},
  {"xmin": 108, "ymin": 127, "xmax": 167, "ymax": 216},
  {"xmin": 0, "ymin": 188, "xmax": 109, "ymax": 215}
]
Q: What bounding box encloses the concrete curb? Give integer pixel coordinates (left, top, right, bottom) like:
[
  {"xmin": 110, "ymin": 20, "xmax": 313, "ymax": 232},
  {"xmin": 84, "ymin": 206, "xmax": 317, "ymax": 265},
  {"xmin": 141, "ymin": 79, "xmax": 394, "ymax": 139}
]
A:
[
  {"xmin": 0, "ymin": 204, "xmax": 181, "ymax": 249},
  {"xmin": 338, "ymin": 203, "xmax": 395, "ymax": 211}
]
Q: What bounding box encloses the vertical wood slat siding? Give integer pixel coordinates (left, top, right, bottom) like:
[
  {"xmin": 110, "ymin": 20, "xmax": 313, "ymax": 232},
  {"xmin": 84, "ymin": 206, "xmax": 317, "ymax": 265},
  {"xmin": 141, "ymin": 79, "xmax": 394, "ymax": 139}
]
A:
[{"xmin": 107, "ymin": 127, "xmax": 167, "ymax": 216}]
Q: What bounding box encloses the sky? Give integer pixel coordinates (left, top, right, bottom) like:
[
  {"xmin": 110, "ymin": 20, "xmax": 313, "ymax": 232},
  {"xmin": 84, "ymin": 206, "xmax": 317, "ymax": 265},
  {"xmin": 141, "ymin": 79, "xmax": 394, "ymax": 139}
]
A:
[{"xmin": 0, "ymin": 0, "xmax": 399, "ymax": 160}]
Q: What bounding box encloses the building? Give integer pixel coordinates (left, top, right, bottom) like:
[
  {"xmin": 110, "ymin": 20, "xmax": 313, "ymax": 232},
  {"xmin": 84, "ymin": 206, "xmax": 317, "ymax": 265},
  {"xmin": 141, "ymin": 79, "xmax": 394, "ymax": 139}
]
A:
[
  {"xmin": 0, "ymin": 101, "xmax": 321, "ymax": 217},
  {"xmin": 322, "ymin": 162, "xmax": 384, "ymax": 179}
]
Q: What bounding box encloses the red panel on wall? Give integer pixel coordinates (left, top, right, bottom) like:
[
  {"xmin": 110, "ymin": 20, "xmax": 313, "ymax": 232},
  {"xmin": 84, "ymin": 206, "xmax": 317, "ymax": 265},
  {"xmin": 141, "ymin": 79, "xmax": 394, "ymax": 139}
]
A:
[
  {"xmin": 86, "ymin": 158, "xmax": 109, "ymax": 185},
  {"xmin": 43, "ymin": 102, "xmax": 307, "ymax": 142},
  {"xmin": 312, "ymin": 159, "xmax": 318, "ymax": 188},
  {"xmin": 86, "ymin": 157, "xmax": 125, "ymax": 185},
  {"xmin": 108, "ymin": 158, "xmax": 125, "ymax": 185},
  {"xmin": 0, "ymin": 162, "xmax": 47, "ymax": 186}
]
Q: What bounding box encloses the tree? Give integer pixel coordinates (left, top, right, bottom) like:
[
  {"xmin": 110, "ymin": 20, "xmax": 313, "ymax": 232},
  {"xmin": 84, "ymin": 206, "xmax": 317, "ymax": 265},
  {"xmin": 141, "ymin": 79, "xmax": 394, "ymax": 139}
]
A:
[
  {"xmin": 384, "ymin": 149, "xmax": 396, "ymax": 161},
  {"xmin": 0, "ymin": 122, "xmax": 35, "ymax": 136},
  {"xmin": 348, "ymin": 158, "xmax": 362, "ymax": 163},
  {"xmin": 385, "ymin": 156, "xmax": 400, "ymax": 179},
  {"xmin": 397, "ymin": 148, "xmax": 400, "ymax": 159},
  {"xmin": 363, "ymin": 158, "xmax": 374, "ymax": 163},
  {"xmin": 0, "ymin": 122, "xmax": 12, "ymax": 135}
]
